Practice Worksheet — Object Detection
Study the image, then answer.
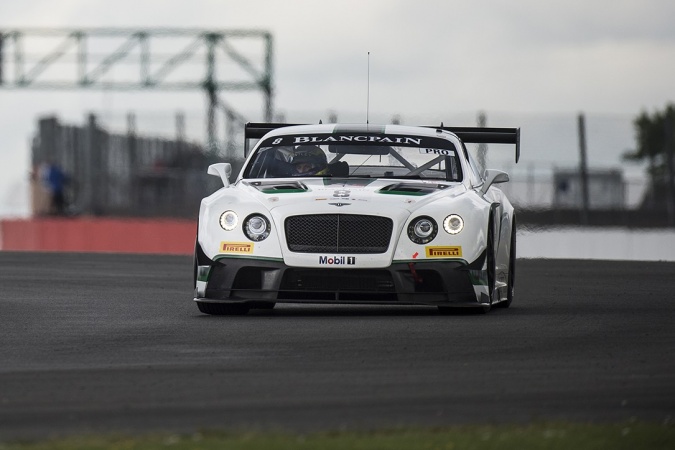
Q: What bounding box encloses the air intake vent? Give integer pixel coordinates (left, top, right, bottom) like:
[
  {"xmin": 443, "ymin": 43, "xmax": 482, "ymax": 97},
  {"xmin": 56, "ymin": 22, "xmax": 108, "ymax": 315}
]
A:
[{"xmin": 285, "ymin": 214, "xmax": 393, "ymax": 253}]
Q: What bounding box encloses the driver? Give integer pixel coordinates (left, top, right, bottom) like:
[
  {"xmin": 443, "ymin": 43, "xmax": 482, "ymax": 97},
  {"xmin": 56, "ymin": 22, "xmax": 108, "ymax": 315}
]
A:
[{"xmin": 291, "ymin": 145, "xmax": 328, "ymax": 176}]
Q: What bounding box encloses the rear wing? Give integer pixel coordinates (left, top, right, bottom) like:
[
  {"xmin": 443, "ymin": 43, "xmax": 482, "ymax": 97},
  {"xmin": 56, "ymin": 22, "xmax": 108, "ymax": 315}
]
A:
[
  {"xmin": 244, "ymin": 123, "xmax": 521, "ymax": 163},
  {"xmin": 424, "ymin": 126, "xmax": 521, "ymax": 163},
  {"xmin": 245, "ymin": 122, "xmax": 301, "ymax": 139},
  {"xmin": 244, "ymin": 122, "xmax": 301, "ymax": 156}
]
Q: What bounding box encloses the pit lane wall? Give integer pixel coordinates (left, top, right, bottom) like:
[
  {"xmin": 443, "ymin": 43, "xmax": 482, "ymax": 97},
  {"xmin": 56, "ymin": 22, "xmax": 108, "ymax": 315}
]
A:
[{"xmin": 0, "ymin": 218, "xmax": 196, "ymax": 255}]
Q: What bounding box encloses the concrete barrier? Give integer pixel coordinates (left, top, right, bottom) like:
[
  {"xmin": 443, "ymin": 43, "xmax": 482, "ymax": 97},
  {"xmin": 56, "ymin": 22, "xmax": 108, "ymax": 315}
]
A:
[{"xmin": 0, "ymin": 218, "xmax": 196, "ymax": 255}]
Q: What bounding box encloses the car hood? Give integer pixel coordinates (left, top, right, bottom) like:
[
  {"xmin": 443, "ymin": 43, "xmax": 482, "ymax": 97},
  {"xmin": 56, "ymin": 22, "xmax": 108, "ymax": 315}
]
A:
[{"xmin": 240, "ymin": 178, "xmax": 466, "ymax": 215}]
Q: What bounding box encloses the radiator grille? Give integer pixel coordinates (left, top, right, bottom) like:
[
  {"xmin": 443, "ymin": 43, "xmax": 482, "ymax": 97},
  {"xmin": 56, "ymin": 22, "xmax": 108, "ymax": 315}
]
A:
[{"xmin": 285, "ymin": 214, "xmax": 393, "ymax": 253}]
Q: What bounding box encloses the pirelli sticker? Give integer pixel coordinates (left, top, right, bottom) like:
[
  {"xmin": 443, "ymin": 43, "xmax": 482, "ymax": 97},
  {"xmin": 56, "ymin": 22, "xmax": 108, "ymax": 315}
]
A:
[
  {"xmin": 425, "ymin": 246, "xmax": 462, "ymax": 258},
  {"xmin": 220, "ymin": 242, "xmax": 254, "ymax": 254}
]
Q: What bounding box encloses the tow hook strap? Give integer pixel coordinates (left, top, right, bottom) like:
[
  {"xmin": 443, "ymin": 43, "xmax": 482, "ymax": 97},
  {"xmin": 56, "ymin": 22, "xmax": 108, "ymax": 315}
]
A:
[{"xmin": 408, "ymin": 262, "xmax": 424, "ymax": 284}]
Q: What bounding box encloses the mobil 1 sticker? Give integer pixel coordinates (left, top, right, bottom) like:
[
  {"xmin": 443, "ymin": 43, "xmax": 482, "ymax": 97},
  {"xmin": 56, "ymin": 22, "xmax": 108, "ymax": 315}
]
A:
[{"xmin": 420, "ymin": 148, "xmax": 455, "ymax": 156}]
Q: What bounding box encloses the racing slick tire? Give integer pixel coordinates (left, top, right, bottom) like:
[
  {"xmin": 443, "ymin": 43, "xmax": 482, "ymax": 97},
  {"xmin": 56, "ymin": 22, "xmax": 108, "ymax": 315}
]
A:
[
  {"xmin": 481, "ymin": 214, "xmax": 497, "ymax": 313},
  {"xmin": 498, "ymin": 217, "xmax": 516, "ymax": 308},
  {"xmin": 197, "ymin": 302, "xmax": 250, "ymax": 315}
]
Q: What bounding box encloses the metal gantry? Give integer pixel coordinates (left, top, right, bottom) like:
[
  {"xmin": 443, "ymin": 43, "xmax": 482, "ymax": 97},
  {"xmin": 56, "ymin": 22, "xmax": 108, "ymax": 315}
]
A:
[{"xmin": 0, "ymin": 28, "xmax": 274, "ymax": 156}]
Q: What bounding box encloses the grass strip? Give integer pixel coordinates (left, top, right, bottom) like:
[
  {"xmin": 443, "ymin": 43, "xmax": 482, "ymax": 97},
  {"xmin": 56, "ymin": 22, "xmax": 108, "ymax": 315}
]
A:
[{"xmin": 1, "ymin": 422, "xmax": 673, "ymax": 450}]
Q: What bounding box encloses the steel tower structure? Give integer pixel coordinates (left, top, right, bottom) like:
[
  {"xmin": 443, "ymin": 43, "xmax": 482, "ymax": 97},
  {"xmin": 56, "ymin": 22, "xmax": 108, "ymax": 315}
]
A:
[{"xmin": 0, "ymin": 28, "xmax": 274, "ymax": 156}]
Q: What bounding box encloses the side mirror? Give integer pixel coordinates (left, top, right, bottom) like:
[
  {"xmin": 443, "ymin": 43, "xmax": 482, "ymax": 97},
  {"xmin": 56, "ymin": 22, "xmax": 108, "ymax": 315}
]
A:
[
  {"xmin": 480, "ymin": 169, "xmax": 509, "ymax": 195},
  {"xmin": 207, "ymin": 163, "xmax": 232, "ymax": 187}
]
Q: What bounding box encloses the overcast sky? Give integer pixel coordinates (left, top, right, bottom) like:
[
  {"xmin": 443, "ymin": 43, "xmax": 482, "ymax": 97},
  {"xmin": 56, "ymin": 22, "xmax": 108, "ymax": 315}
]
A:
[{"xmin": 1, "ymin": 0, "xmax": 674, "ymax": 216}]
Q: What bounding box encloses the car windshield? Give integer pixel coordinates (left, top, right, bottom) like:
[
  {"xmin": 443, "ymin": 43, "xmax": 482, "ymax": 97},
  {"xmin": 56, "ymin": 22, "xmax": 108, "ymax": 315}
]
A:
[{"xmin": 244, "ymin": 134, "xmax": 462, "ymax": 181}]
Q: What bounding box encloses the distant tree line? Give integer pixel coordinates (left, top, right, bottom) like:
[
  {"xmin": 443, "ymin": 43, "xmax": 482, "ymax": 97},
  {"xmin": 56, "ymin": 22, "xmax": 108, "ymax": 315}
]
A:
[{"xmin": 624, "ymin": 103, "xmax": 675, "ymax": 219}]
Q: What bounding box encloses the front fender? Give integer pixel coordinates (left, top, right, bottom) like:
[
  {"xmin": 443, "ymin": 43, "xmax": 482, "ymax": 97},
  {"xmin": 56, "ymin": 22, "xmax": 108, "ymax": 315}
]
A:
[
  {"xmin": 198, "ymin": 187, "xmax": 283, "ymax": 261},
  {"xmin": 392, "ymin": 193, "xmax": 492, "ymax": 266}
]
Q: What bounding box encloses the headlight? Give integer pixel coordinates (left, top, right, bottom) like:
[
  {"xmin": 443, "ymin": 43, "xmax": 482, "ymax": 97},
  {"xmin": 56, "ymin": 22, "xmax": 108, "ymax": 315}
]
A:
[
  {"xmin": 443, "ymin": 214, "xmax": 464, "ymax": 235},
  {"xmin": 243, "ymin": 214, "xmax": 271, "ymax": 241},
  {"xmin": 407, "ymin": 216, "xmax": 438, "ymax": 244},
  {"xmin": 219, "ymin": 210, "xmax": 238, "ymax": 231}
]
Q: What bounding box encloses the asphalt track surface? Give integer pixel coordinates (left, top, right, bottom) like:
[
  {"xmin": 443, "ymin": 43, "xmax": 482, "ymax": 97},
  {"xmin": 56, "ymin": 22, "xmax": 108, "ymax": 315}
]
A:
[{"xmin": 1, "ymin": 252, "xmax": 674, "ymax": 440}]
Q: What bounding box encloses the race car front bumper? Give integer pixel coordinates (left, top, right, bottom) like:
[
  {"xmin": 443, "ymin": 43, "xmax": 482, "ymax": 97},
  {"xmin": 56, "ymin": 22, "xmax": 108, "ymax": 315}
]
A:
[{"xmin": 194, "ymin": 254, "xmax": 489, "ymax": 307}]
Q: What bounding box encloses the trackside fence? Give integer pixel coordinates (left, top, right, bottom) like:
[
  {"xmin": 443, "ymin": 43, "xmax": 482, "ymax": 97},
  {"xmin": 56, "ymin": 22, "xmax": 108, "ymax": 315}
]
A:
[{"xmin": 32, "ymin": 114, "xmax": 218, "ymax": 218}]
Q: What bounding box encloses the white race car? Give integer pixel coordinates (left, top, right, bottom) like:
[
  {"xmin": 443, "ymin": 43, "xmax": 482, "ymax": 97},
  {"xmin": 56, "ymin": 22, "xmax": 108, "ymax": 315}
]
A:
[{"xmin": 194, "ymin": 123, "xmax": 520, "ymax": 314}]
